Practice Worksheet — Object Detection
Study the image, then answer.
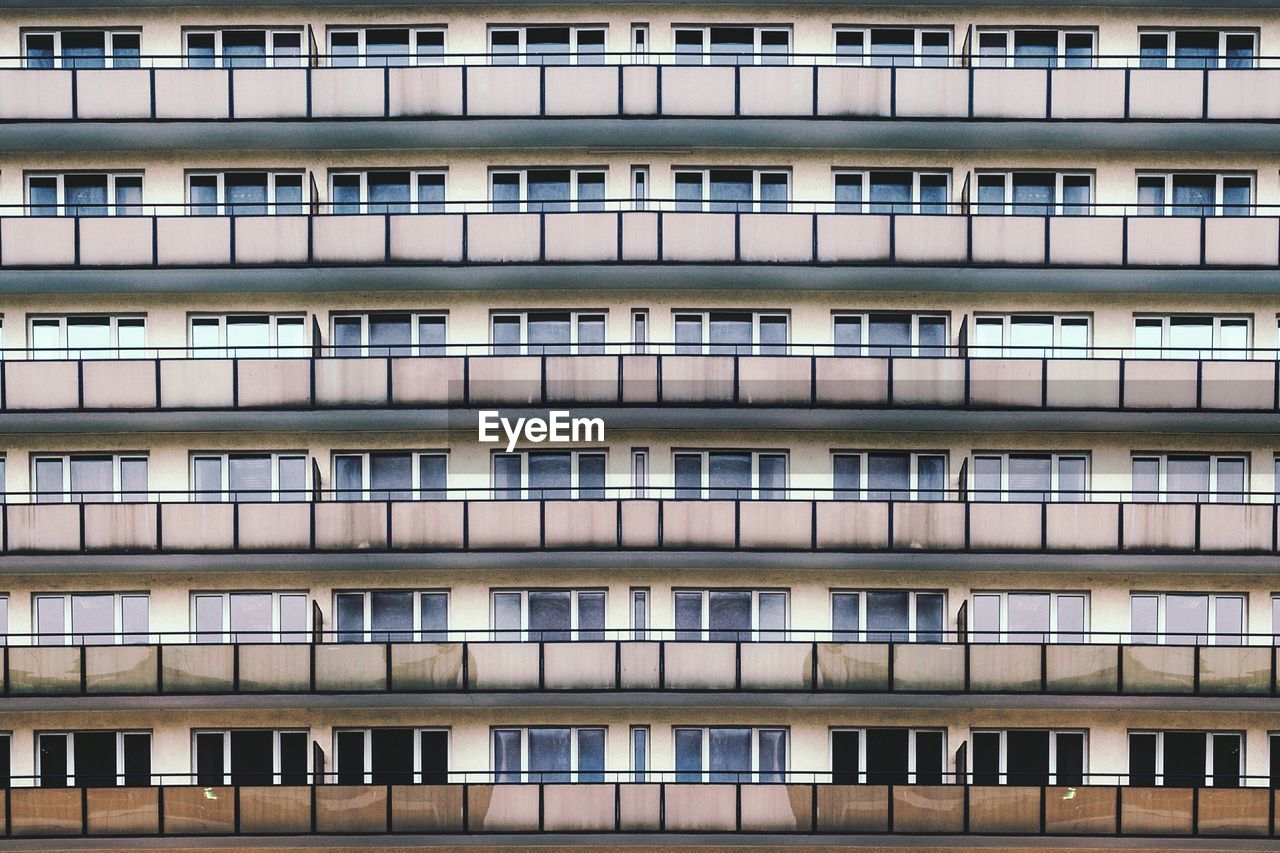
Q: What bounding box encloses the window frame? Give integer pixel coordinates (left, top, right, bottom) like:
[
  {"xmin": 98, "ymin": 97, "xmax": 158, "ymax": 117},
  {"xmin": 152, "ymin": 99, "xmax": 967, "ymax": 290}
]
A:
[
  {"xmin": 489, "ymin": 588, "xmax": 606, "ymax": 641},
  {"xmin": 832, "ymin": 169, "xmax": 951, "ymax": 215},
  {"xmin": 191, "ymin": 728, "xmax": 310, "ymax": 785},
  {"xmin": 969, "ymin": 451, "xmax": 1090, "ymax": 503},
  {"xmin": 487, "ymin": 167, "xmax": 608, "ymax": 213},
  {"xmin": 672, "ymin": 449, "xmax": 789, "ymax": 500},
  {"xmin": 673, "ymin": 726, "xmax": 790, "ymax": 782},
  {"xmin": 672, "ymin": 167, "xmax": 792, "ymax": 213},
  {"xmin": 1127, "ymin": 729, "xmax": 1244, "ymax": 787},
  {"xmin": 327, "ymin": 170, "xmax": 448, "ymax": 214},
  {"xmin": 1137, "ymin": 29, "xmax": 1258, "ymax": 69},
  {"xmin": 30, "ymin": 453, "xmax": 149, "ymax": 503},
  {"xmin": 330, "ymin": 450, "xmax": 450, "ymax": 501},
  {"xmin": 829, "ymin": 727, "xmax": 947, "ymax": 784},
  {"xmin": 182, "ymin": 27, "xmax": 304, "ymax": 68},
  {"xmin": 971, "ymin": 728, "xmax": 1089, "ymax": 785},
  {"xmin": 190, "ymin": 590, "xmax": 310, "ymax": 643},
  {"xmin": 486, "ymin": 25, "xmax": 606, "ymax": 66},
  {"xmin": 673, "ymin": 587, "xmax": 790, "ymax": 641},
  {"xmin": 974, "ymin": 28, "xmax": 1098, "ymax": 68},
  {"xmin": 671, "ymin": 25, "xmax": 793, "ymax": 66},
  {"xmin": 36, "ymin": 730, "xmax": 152, "ymax": 787},
  {"xmin": 1135, "ymin": 171, "xmax": 1255, "ymax": 217},
  {"xmin": 1129, "ymin": 591, "xmax": 1247, "ymax": 645},
  {"xmin": 188, "ymin": 313, "xmax": 308, "ymax": 357},
  {"xmin": 189, "ymin": 451, "xmax": 308, "ymax": 503},
  {"xmin": 832, "ymin": 26, "xmax": 953, "ymax": 68},
  {"xmin": 333, "ymin": 589, "xmax": 450, "ymax": 643},
  {"xmin": 328, "ymin": 311, "xmax": 448, "ymax": 357},
  {"xmin": 490, "ymin": 449, "xmax": 606, "ymax": 499},
  {"xmin": 672, "ymin": 309, "xmax": 790, "ymax": 355},
  {"xmin": 1130, "ymin": 452, "xmax": 1249, "ymax": 503},
  {"xmin": 33, "ymin": 592, "xmax": 150, "ymax": 646},
  {"xmin": 28, "ymin": 314, "xmax": 147, "ymax": 359},
  {"xmin": 830, "ymin": 449, "xmax": 948, "ymax": 501},
  {"xmin": 973, "ymin": 170, "xmax": 1095, "ymax": 215},
  {"xmin": 185, "ymin": 170, "xmax": 306, "ymax": 216},
  {"xmin": 24, "ymin": 171, "xmax": 144, "ymax": 217},
  {"xmin": 971, "ymin": 313, "xmax": 1091, "ymax": 357},
  {"xmin": 489, "ymin": 309, "xmax": 607, "ymax": 355},
  {"xmin": 21, "ymin": 28, "xmax": 141, "ymax": 69},
  {"xmin": 1132, "ymin": 314, "xmax": 1252, "ymax": 359},
  {"xmin": 829, "ymin": 589, "xmax": 947, "ymax": 643},
  {"xmin": 326, "ymin": 26, "xmax": 447, "ymax": 67},
  {"xmin": 332, "ymin": 727, "xmax": 451, "ymax": 784},
  {"xmin": 491, "ymin": 726, "xmax": 606, "ymax": 782},
  {"xmin": 969, "ymin": 590, "xmax": 1090, "ymax": 643}
]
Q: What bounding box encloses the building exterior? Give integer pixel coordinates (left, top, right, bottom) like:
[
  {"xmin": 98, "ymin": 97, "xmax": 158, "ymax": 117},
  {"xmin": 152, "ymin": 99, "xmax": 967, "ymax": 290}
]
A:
[{"xmin": 0, "ymin": 0, "xmax": 1277, "ymax": 848}]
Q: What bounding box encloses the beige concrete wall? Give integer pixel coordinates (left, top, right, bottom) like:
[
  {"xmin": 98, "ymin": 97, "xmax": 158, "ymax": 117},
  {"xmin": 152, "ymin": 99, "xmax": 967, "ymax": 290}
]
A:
[
  {"xmin": 1, "ymin": 290, "xmax": 1279, "ymax": 352},
  {"xmin": 0, "ymin": 7, "xmax": 1278, "ymax": 59},
  {"xmin": 0, "ymin": 707, "xmax": 1274, "ymax": 785}
]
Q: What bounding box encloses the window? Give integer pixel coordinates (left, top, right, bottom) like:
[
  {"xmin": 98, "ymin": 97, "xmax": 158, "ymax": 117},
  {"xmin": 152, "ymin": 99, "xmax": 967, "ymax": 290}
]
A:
[
  {"xmin": 1139, "ymin": 30, "xmax": 1256, "ymax": 69},
  {"xmin": 631, "ymin": 166, "xmax": 649, "ymax": 211},
  {"xmin": 491, "ymin": 589, "xmax": 604, "ymax": 641},
  {"xmin": 331, "ymin": 312, "xmax": 447, "ymax": 357},
  {"xmin": 1131, "ymin": 454, "xmax": 1247, "ymax": 503},
  {"xmin": 631, "ymin": 587, "xmax": 649, "ymax": 640},
  {"xmin": 32, "ymin": 454, "xmax": 148, "ymax": 503},
  {"xmin": 673, "ymin": 26, "xmax": 791, "ymax": 65},
  {"xmin": 329, "ymin": 170, "xmax": 446, "ymax": 214},
  {"xmin": 22, "ymin": 29, "xmax": 140, "ymax": 69},
  {"xmin": 489, "ymin": 26, "xmax": 605, "ymax": 65},
  {"xmin": 335, "ymin": 590, "xmax": 449, "ymax": 643},
  {"xmin": 0, "ymin": 594, "xmax": 7, "ymax": 642},
  {"xmin": 184, "ymin": 28, "xmax": 303, "ymax": 67},
  {"xmin": 335, "ymin": 729, "xmax": 449, "ymax": 784},
  {"xmin": 189, "ymin": 314, "xmax": 307, "ymax": 358},
  {"xmin": 675, "ymin": 727, "xmax": 787, "ymax": 782},
  {"xmin": 971, "ymin": 314, "xmax": 1090, "ymax": 358},
  {"xmin": 631, "ymin": 309, "xmax": 648, "ymax": 354},
  {"xmin": 674, "ymin": 589, "xmax": 788, "ymax": 641},
  {"xmin": 191, "ymin": 453, "xmax": 307, "ymax": 503},
  {"xmin": 971, "ymin": 592, "xmax": 1088, "ymax": 643},
  {"xmin": 832, "ymin": 451, "xmax": 947, "ymax": 501},
  {"xmin": 631, "ymin": 25, "xmax": 649, "ymax": 60},
  {"xmin": 834, "ymin": 27, "xmax": 951, "ymax": 67},
  {"xmin": 492, "ymin": 451, "xmax": 605, "ymax": 500},
  {"xmin": 38, "ymin": 731, "xmax": 150, "ymax": 787},
  {"xmin": 631, "ymin": 448, "xmax": 648, "ymax": 498},
  {"xmin": 30, "ymin": 315, "xmax": 146, "ymax": 359},
  {"xmin": 831, "ymin": 728, "xmax": 945, "ymax": 784},
  {"xmin": 1130, "ymin": 593, "xmax": 1246, "ymax": 645},
  {"xmin": 832, "ymin": 312, "xmax": 949, "ymax": 357},
  {"xmin": 191, "ymin": 591, "xmax": 309, "ymax": 643},
  {"xmin": 833, "ymin": 170, "xmax": 949, "ymax": 215},
  {"xmin": 631, "ymin": 726, "xmax": 650, "ymax": 782},
  {"xmin": 1136, "ymin": 172, "xmax": 1253, "ymax": 217},
  {"xmin": 1133, "ymin": 315, "xmax": 1251, "ymax": 359},
  {"xmin": 494, "ymin": 727, "xmax": 604, "ymax": 782},
  {"xmin": 187, "ymin": 171, "xmax": 304, "ymax": 216},
  {"xmin": 971, "ymin": 453, "xmax": 1088, "ymax": 502},
  {"xmin": 35, "ymin": 593, "xmax": 149, "ymax": 646},
  {"xmin": 674, "ymin": 311, "xmax": 788, "ymax": 355},
  {"xmin": 0, "ymin": 733, "xmax": 9, "ymax": 789},
  {"xmin": 328, "ymin": 27, "xmax": 445, "ymax": 66},
  {"xmin": 831, "ymin": 590, "xmax": 945, "ymax": 642},
  {"xmin": 673, "ymin": 450, "xmax": 787, "ymax": 500},
  {"xmin": 975, "ymin": 171, "xmax": 1093, "ymax": 215},
  {"xmin": 194, "ymin": 730, "xmax": 309, "ymax": 785},
  {"xmin": 976, "ymin": 29, "xmax": 1096, "ymax": 68},
  {"xmin": 333, "ymin": 451, "xmax": 448, "ymax": 500},
  {"xmin": 973, "ymin": 730, "xmax": 1086, "ymax": 786},
  {"xmin": 1129, "ymin": 731, "xmax": 1242, "ymax": 787},
  {"xmin": 674, "ymin": 168, "xmax": 790, "ymax": 212},
  {"xmin": 26, "ymin": 172, "xmax": 142, "ymax": 217},
  {"xmin": 489, "ymin": 168, "xmax": 605, "ymax": 212},
  {"xmin": 490, "ymin": 311, "xmax": 605, "ymax": 355}
]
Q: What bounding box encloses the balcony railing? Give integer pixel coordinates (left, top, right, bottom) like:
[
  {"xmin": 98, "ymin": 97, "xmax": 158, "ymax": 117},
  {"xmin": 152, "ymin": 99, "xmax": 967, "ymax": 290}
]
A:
[
  {"xmin": 0, "ymin": 778, "xmax": 1275, "ymax": 839},
  {"xmin": 2, "ymin": 489, "xmax": 1280, "ymax": 556},
  {"xmin": 2, "ymin": 203, "xmax": 1280, "ymax": 271},
  {"xmin": 0, "ymin": 344, "xmax": 1277, "ymax": 413},
  {"xmin": 2, "ymin": 52, "xmax": 1280, "ymax": 123},
  {"xmin": 3, "ymin": 633, "xmax": 1277, "ymax": 697}
]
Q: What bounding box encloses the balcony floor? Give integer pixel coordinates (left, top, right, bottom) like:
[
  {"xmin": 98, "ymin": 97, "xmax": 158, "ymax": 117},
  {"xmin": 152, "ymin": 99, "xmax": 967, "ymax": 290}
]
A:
[
  {"xmin": 0, "ymin": 406, "xmax": 1276, "ymax": 435},
  {"xmin": 3, "ymin": 118, "xmax": 1280, "ymax": 155},
  {"xmin": 0, "ymin": 551, "xmax": 1276, "ymax": 575}
]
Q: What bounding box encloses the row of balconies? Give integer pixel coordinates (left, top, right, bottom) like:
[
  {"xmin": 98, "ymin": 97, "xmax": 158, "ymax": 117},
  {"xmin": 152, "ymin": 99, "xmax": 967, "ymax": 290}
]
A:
[
  {"xmin": 0, "ymin": 353, "xmax": 1275, "ymax": 413},
  {"xmin": 2, "ymin": 499, "xmax": 1276, "ymax": 555},
  {"xmin": 4, "ymin": 640, "xmax": 1275, "ymax": 697},
  {"xmin": 2, "ymin": 65, "xmax": 1277, "ymax": 123},
  {"xmin": 0, "ymin": 782, "xmax": 1273, "ymax": 840},
  {"xmin": 3, "ymin": 211, "xmax": 1274, "ymax": 270}
]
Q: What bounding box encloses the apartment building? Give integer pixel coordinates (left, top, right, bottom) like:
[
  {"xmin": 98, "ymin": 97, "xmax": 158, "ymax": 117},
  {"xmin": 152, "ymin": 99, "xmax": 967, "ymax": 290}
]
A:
[{"xmin": 0, "ymin": 0, "xmax": 1278, "ymax": 848}]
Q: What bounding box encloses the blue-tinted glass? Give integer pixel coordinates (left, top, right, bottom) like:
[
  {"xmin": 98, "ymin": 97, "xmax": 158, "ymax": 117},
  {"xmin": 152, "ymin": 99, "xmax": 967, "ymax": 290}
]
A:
[
  {"xmin": 834, "ymin": 316, "xmax": 862, "ymax": 356},
  {"xmin": 493, "ymin": 454, "xmax": 522, "ymax": 499},
  {"xmin": 332, "ymin": 317, "xmax": 362, "ymax": 357},
  {"xmin": 417, "ymin": 317, "xmax": 446, "ymax": 357},
  {"xmin": 275, "ymin": 178, "xmax": 303, "ymax": 215},
  {"xmin": 576, "ymin": 30, "xmax": 605, "ymax": 65},
  {"xmin": 489, "ymin": 31, "xmax": 518, "ymax": 66},
  {"xmin": 919, "ymin": 175, "xmax": 948, "ymax": 214},
  {"xmin": 369, "ymin": 314, "xmax": 410, "ymax": 357},
  {"xmin": 491, "ymin": 173, "xmax": 520, "ymax": 212},
  {"xmin": 674, "ymin": 454, "xmax": 702, "ymax": 499},
  {"xmin": 867, "ymin": 453, "xmax": 909, "ymax": 501},
  {"xmin": 834, "ymin": 455, "xmax": 861, "ymax": 499},
  {"xmin": 709, "ymin": 728, "xmax": 751, "ymax": 782},
  {"xmin": 190, "ymin": 178, "xmax": 217, "ymax": 215},
  {"xmin": 417, "ymin": 175, "xmax": 445, "ymax": 213},
  {"xmin": 708, "ymin": 312, "xmax": 751, "ymax": 355},
  {"xmin": 330, "ymin": 32, "xmax": 358, "ymax": 68},
  {"xmin": 578, "ymin": 454, "xmax": 605, "ymax": 499},
  {"xmin": 1226, "ymin": 35, "xmax": 1255, "ymax": 69},
  {"xmin": 576, "ymin": 173, "xmax": 605, "ymax": 212},
  {"xmin": 709, "ymin": 27, "xmax": 752, "ymax": 66},
  {"xmin": 493, "ymin": 730, "xmax": 521, "ymax": 782},
  {"xmin": 977, "ymin": 179, "xmax": 1005, "ymax": 215},
  {"xmin": 335, "ymin": 593, "xmax": 364, "ymax": 642},
  {"xmin": 869, "ymin": 172, "xmax": 911, "ymax": 214},
  {"xmin": 869, "ymin": 29, "xmax": 912, "ymax": 68},
  {"xmin": 65, "ymin": 176, "xmax": 107, "ymax": 217},
  {"xmin": 62, "ymin": 31, "xmax": 105, "ymax": 69},
  {"xmin": 226, "ymin": 174, "xmax": 267, "ymax": 216},
  {"xmin": 526, "ymin": 27, "xmax": 570, "ymax": 66},
  {"xmin": 835, "ymin": 176, "xmax": 862, "ymax": 213},
  {"xmin": 675, "ymin": 730, "xmax": 703, "ymax": 782},
  {"xmin": 760, "ymin": 174, "xmax": 788, "ymax": 212},
  {"xmin": 420, "ymin": 593, "xmax": 448, "ymax": 641},
  {"xmin": 529, "ymin": 729, "xmax": 571, "ymax": 782},
  {"xmin": 709, "ymin": 170, "xmax": 752, "ymax": 213},
  {"xmin": 1222, "ymin": 180, "xmax": 1251, "ymax": 217},
  {"xmin": 675, "ymin": 173, "xmax": 703, "ymax": 212},
  {"xmin": 528, "ymin": 452, "xmax": 570, "ymax": 499},
  {"xmin": 368, "ymin": 172, "xmax": 410, "ymax": 214},
  {"xmin": 1172, "ymin": 176, "xmax": 1214, "ymax": 217},
  {"xmin": 370, "ymin": 591, "xmax": 412, "ymax": 642},
  {"xmin": 1139, "ymin": 33, "xmax": 1168, "ymax": 69},
  {"xmin": 915, "ymin": 593, "xmax": 944, "ymax": 642},
  {"xmin": 577, "ymin": 730, "xmax": 605, "ymax": 782},
  {"xmin": 832, "ymin": 592, "xmax": 860, "ymax": 641},
  {"xmin": 334, "ymin": 456, "xmax": 363, "ymax": 500},
  {"xmin": 369, "ymin": 453, "xmax": 411, "ymax": 501},
  {"xmin": 527, "ymin": 170, "xmax": 571, "ymax": 213},
  {"xmin": 1174, "ymin": 31, "xmax": 1217, "ymax": 69},
  {"xmin": 25, "ymin": 34, "xmax": 54, "ymax": 68},
  {"xmin": 917, "ymin": 455, "xmax": 945, "ymax": 501},
  {"xmin": 708, "ymin": 452, "xmax": 750, "ymax": 500},
  {"xmin": 332, "ymin": 176, "xmax": 360, "ymax": 214},
  {"xmin": 111, "ymin": 33, "xmax": 140, "ymax": 68},
  {"xmin": 675, "ymin": 30, "xmax": 703, "ymax": 65},
  {"xmin": 867, "ymin": 591, "xmax": 909, "ymax": 642},
  {"xmin": 223, "ymin": 30, "xmax": 266, "ymax": 68},
  {"xmin": 419, "ymin": 454, "xmax": 447, "ymax": 500},
  {"xmin": 1013, "ymin": 31, "xmax": 1055, "ymax": 68},
  {"xmin": 758, "ymin": 455, "xmax": 786, "ymax": 500},
  {"xmin": 366, "ymin": 29, "xmax": 409, "ymax": 67},
  {"xmin": 1012, "ymin": 174, "xmax": 1054, "ymax": 216}
]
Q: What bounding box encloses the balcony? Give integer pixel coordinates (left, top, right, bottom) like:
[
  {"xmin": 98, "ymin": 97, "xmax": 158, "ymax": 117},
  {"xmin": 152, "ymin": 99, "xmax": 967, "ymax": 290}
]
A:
[
  {"xmin": 3, "ymin": 58, "xmax": 1280, "ymax": 153},
  {"xmin": 4, "ymin": 206, "xmax": 1279, "ymax": 296},
  {"xmin": 3, "ymin": 637, "xmax": 1275, "ymax": 702},
  {"xmin": 0, "ymin": 347, "xmax": 1277, "ymax": 434},
  {"xmin": 0, "ymin": 781, "xmax": 1273, "ymax": 842}
]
